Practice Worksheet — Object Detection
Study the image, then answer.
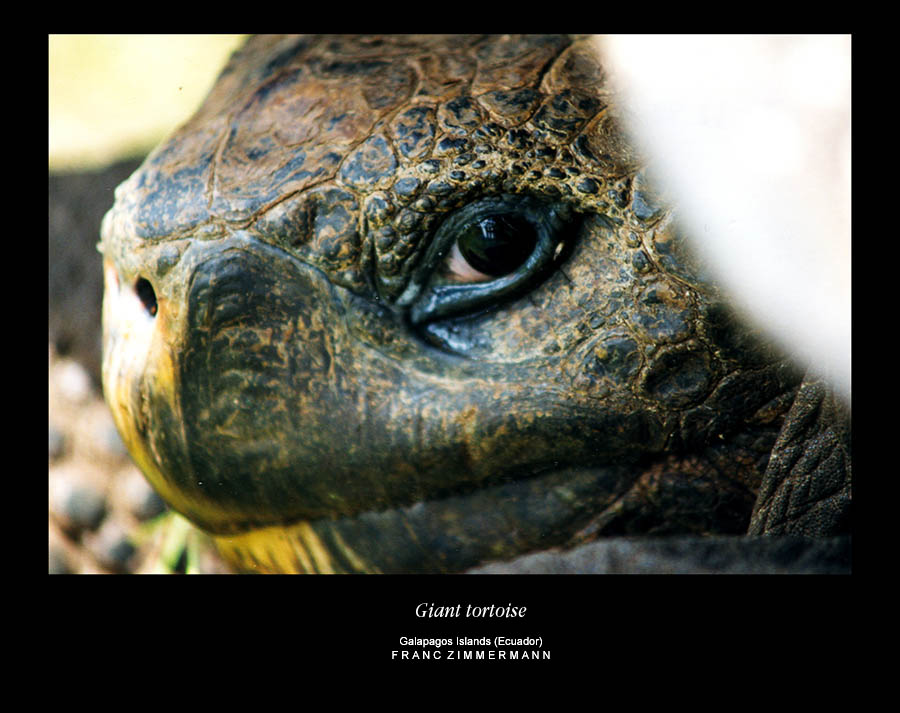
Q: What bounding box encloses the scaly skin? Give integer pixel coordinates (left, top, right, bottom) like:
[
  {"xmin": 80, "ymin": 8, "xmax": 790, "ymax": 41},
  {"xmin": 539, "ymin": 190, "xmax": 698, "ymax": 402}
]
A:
[{"xmin": 100, "ymin": 35, "xmax": 843, "ymax": 574}]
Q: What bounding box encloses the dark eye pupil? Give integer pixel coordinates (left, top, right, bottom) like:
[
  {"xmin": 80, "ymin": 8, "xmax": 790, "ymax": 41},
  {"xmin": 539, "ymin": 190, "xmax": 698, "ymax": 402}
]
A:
[{"xmin": 457, "ymin": 215, "xmax": 537, "ymax": 277}]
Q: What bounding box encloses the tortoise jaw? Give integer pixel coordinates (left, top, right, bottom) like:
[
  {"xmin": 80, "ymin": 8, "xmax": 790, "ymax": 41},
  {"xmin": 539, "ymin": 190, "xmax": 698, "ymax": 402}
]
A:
[{"xmin": 212, "ymin": 462, "xmax": 638, "ymax": 574}]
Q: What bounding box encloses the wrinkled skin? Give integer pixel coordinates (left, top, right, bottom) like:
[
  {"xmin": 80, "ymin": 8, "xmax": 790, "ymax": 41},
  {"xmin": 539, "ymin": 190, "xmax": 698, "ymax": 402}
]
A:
[{"xmin": 100, "ymin": 35, "xmax": 850, "ymax": 573}]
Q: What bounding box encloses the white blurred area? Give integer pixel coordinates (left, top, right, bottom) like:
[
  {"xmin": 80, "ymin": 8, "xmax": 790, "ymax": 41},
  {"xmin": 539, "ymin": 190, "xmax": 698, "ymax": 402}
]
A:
[{"xmin": 597, "ymin": 35, "xmax": 851, "ymax": 400}]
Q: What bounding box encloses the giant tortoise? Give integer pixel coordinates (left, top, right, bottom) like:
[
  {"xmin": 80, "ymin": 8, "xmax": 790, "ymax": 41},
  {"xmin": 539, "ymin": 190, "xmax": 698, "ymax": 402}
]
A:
[{"xmin": 99, "ymin": 34, "xmax": 851, "ymax": 573}]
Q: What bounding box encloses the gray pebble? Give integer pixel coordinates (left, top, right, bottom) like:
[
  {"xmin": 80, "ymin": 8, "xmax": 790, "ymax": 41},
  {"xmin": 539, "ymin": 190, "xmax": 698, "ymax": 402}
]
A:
[
  {"xmin": 98, "ymin": 421, "xmax": 128, "ymax": 458},
  {"xmin": 49, "ymin": 425, "xmax": 66, "ymax": 461},
  {"xmin": 137, "ymin": 491, "xmax": 167, "ymax": 521},
  {"xmin": 122, "ymin": 470, "xmax": 167, "ymax": 521},
  {"xmin": 91, "ymin": 524, "xmax": 138, "ymax": 573},
  {"xmin": 49, "ymin": 546, "xmax": 74, "ymax": 574},
  {"xmin": 63, "ymin": 485, "xmax": 107, "ymax": 533}
]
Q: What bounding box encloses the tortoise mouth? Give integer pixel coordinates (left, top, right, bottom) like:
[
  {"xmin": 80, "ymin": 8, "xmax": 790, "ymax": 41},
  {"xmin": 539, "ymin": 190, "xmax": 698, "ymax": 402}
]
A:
[{"xmin": 212, "ymin": 461, "xmax": 638, "ymax": 574}]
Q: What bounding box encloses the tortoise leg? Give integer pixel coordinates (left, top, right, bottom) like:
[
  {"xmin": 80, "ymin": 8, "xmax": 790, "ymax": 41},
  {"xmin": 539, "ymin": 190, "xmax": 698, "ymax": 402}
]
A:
[{"xmin": 748, "ymin": 373, "xmax": 851, "ymax": 536}]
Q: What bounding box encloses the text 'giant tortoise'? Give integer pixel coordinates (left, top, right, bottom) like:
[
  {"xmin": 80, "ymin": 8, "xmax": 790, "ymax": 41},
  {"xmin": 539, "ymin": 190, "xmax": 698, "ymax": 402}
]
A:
[{"xmin": 100, "ymin": 34, "xmax": 851, "ymax": 573}]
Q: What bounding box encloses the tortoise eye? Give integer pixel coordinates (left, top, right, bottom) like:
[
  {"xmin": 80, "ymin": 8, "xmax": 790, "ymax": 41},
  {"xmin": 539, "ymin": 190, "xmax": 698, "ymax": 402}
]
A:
[
  {"xmin": 403, "ymin": 194, "xmax": 573, "ymax": 326},
  {"xmin": 450, "ymin": 214, "xmax": 539, "ymax": 281}
]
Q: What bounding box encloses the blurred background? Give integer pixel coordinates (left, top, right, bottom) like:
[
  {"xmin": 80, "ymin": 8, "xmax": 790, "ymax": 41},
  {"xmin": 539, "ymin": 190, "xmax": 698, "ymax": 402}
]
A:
[{"xmin": 49, "ymin": 35, "xmax": 245, "ymax": 573}]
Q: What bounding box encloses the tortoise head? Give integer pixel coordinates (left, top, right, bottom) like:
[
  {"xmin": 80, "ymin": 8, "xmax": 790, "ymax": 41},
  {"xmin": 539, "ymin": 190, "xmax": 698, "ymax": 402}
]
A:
[{"xmin": 100, "ymin": 35, "xmax": 799, "ymax": 573}]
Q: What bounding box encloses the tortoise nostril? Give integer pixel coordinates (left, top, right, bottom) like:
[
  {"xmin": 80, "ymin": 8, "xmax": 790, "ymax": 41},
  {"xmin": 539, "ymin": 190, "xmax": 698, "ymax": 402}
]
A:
[{"xmin": 135, "ymin": 278, "xmax": 158, "ymax": 317}]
